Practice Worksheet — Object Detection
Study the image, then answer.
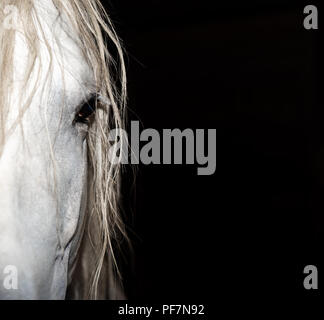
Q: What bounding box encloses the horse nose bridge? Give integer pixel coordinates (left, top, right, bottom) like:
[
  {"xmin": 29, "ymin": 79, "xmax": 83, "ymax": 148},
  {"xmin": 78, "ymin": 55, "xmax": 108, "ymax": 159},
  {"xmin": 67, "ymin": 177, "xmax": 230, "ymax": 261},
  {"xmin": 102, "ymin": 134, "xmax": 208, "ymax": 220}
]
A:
[
  {"xmin": 0, "ymin": 134, "xmax": 47, "ymax": 223},
  {"xmin": 0, "ymin": 133, "xmax": 25, "ymax": 192},
  {"xmin": 0, "ymin": 141, "xmax": 19, "ymax": 207},
  {"xmin": 0, "ymin": 238, "xmax": 65, "ymax": 299}
]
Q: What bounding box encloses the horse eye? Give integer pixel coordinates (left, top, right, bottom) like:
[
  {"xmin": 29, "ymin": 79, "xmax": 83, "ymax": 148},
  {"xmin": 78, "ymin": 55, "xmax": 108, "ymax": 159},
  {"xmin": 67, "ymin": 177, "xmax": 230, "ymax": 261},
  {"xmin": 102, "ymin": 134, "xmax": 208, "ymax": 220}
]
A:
[{"xmin": 74, "ymin": 95, "xmax": 97, "ymax": 124}]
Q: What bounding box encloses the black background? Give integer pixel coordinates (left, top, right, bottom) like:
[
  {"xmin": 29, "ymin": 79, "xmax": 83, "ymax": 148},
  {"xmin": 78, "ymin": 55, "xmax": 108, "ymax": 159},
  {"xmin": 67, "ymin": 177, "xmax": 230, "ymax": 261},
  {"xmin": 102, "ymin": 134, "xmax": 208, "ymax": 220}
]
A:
[{"xmin": 101, "ymin": 0, "xmax": 323, "ymax": 301}]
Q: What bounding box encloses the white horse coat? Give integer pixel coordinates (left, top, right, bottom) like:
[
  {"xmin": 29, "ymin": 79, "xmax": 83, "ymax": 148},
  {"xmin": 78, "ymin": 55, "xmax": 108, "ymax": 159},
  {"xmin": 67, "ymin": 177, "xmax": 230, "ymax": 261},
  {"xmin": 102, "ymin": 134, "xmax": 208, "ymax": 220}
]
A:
[{"xmin": 0, "ymin": 0, "xmax": 124, "ymax": 299}]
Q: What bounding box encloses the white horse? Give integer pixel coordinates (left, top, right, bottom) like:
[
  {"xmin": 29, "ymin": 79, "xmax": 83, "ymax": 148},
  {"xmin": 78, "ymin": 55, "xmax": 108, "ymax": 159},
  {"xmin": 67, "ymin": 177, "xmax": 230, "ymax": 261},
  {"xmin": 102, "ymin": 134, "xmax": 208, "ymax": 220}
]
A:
[{"xmin": 0, "ymin": 0, "xmax": 128, "ymax": 300}]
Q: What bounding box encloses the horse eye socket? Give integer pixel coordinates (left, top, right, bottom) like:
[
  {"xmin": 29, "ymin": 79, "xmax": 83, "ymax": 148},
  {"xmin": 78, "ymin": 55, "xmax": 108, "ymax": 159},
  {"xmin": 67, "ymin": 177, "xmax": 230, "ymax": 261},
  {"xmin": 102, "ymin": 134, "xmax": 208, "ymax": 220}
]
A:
[{"xmin": 74, "ymin": 95, "xmax": 97, "ymax": 124}]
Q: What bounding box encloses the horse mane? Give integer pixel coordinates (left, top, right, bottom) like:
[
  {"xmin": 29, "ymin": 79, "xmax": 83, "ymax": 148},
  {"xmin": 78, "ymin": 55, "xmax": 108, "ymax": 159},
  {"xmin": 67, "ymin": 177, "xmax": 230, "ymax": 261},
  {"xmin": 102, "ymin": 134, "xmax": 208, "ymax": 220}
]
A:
[{"xmin": 0, "ymin": 0, "xmax": 128, "ymax": 299}]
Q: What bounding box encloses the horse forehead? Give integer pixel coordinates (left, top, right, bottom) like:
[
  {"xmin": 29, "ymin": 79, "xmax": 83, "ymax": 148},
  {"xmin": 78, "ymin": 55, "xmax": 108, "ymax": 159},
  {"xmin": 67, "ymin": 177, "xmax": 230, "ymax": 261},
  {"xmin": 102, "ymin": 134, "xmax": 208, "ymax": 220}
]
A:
[
  {"xmin": 15, "ymin": 0, "xmax": 94, "ymax": 95},
  {"xmin": 39, "ymin": 0, "xmax": 94, "ymax": 87}
]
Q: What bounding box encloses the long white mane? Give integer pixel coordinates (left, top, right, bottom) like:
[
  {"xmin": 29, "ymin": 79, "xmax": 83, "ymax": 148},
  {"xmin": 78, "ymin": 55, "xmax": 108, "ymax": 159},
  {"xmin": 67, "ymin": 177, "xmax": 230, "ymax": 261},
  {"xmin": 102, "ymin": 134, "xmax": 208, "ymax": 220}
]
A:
[{"xmin": 0, "ymin": 0, "xmax": 128, "ymax": 299}]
